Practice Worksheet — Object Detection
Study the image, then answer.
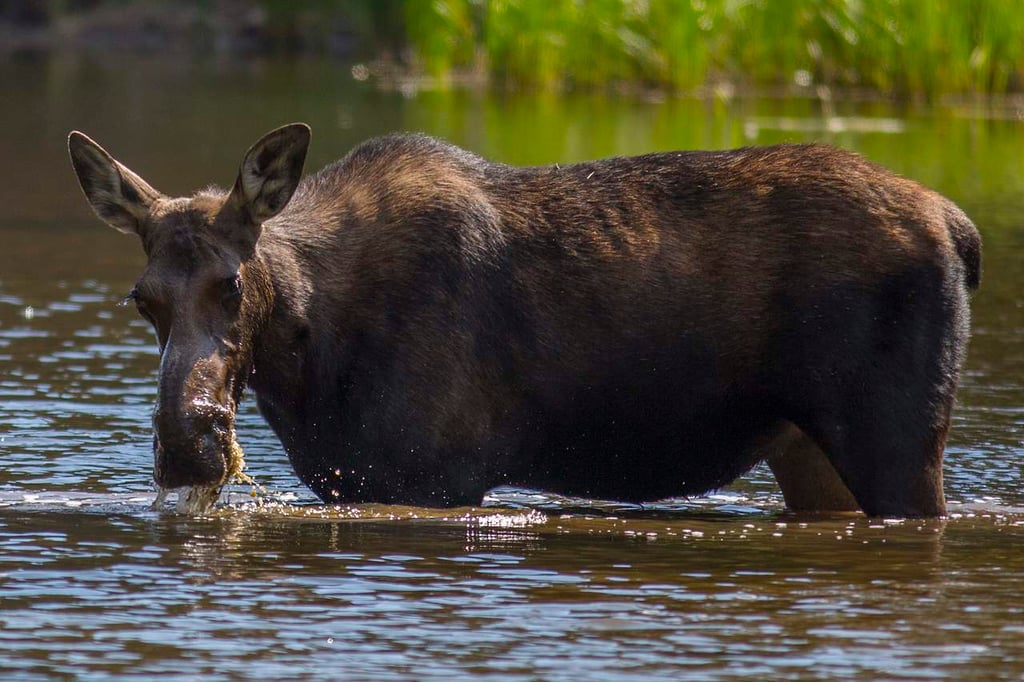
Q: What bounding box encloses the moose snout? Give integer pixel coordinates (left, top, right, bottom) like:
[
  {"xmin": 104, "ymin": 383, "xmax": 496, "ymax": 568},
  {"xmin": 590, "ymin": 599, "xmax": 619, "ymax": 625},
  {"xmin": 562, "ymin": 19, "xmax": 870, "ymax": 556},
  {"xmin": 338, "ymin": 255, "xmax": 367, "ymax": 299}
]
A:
[{"xmin": 152, "ymin": 400, "xmax": 235, "ymax": 489}]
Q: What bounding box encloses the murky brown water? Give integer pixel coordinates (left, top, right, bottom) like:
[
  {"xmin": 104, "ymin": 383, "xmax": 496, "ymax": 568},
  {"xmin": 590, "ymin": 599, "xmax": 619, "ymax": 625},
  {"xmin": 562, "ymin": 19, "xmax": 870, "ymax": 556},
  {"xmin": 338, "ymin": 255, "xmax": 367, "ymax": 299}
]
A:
[{"xmin": 2, "ymin": 55, "xmax": 1024, "ymax": 679}]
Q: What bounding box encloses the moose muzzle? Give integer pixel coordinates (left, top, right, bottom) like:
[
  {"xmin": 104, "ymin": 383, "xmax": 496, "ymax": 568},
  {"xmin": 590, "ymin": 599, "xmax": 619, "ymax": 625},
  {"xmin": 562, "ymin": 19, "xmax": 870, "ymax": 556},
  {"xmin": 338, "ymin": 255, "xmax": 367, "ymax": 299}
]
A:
[{"xmin": 151, "ymin": 348, "xmax": 240, "ymax": 491}]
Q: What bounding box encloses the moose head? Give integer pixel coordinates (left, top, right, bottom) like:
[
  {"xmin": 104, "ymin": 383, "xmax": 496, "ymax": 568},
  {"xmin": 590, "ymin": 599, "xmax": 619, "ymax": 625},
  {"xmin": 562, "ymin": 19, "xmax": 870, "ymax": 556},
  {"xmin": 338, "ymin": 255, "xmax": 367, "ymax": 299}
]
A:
[{"xmin": 68, "ymin": 124, "xmax": 310, "ymax": 501}]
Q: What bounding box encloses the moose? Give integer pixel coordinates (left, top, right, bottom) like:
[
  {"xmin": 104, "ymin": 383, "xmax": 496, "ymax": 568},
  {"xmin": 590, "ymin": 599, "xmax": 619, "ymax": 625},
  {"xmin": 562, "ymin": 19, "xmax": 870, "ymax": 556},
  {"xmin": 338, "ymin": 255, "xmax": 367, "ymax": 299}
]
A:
[{"xmin": 68, "ymin": 123, "xmax": 980, "ymax": 517}]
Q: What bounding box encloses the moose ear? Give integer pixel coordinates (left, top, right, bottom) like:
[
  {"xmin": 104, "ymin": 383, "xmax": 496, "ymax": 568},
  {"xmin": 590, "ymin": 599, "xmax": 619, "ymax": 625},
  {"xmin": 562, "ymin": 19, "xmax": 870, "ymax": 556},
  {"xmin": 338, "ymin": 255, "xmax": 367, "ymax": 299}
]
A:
[
  {"xmin": 68, "ymin": 131, "xmax": 162, "ymax": 236},
  {"xmin": 229, "ymin": 123, "xmax": 310, "ymax": 224}
]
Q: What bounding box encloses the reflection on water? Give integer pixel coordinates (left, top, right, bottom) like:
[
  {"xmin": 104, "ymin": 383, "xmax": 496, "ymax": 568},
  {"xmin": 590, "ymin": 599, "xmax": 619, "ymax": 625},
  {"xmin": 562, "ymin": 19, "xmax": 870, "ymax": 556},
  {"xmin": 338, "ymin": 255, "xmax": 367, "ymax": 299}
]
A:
[
  {"xmin": 1, "ymin": 495, "xmax": 1022, "ymax": 680},
  {"xmin": 2, "ymin": 55, "xmax": 1024, "ymax": 678}
]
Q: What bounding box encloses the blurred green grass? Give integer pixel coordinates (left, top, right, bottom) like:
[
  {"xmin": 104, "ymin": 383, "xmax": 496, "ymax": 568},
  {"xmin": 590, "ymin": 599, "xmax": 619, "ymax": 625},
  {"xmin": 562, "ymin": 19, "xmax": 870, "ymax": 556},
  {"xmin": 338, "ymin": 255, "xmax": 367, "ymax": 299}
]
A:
[
  {"xmin": 402, "ymin": 0, "xmax": 1024, "ymax": 97},
  {"xmin": 22, "ymin": 0, "xmax": 1024, "ymax": 97}
]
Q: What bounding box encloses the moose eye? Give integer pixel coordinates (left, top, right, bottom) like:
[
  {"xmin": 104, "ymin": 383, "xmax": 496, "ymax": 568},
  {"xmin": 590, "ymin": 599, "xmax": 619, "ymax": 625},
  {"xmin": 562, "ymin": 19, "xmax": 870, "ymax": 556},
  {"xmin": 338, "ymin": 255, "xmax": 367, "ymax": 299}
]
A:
[
  {"xmin": 122, "ymin": 286, "xmax": 155, "ymax": 323},
  {"xmin": 121, "ymin": 286, "xmax": 146, "ymax": 309},
  {"xmin": 222, "ymin": 274, "xmax": 243, "ymax": 301},
  {"xmin": 120, "ymin": 287, "xmax": 139, "ymax": 307}
]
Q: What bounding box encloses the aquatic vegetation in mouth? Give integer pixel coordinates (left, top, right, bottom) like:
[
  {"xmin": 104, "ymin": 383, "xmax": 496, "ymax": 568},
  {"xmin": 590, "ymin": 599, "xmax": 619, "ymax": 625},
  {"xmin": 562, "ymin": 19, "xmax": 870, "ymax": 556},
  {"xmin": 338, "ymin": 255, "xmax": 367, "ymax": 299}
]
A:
[{"xmin": 225, "ymin": 437, "xmax": 246, "ymax": 482}]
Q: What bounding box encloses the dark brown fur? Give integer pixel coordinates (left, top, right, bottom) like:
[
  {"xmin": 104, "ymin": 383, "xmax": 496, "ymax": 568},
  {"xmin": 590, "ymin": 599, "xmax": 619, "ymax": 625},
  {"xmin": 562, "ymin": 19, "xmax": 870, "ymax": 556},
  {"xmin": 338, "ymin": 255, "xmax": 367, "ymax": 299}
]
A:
[{"xmin": 69, "ymin": 125, "xmax": 980, "ymax": 517}]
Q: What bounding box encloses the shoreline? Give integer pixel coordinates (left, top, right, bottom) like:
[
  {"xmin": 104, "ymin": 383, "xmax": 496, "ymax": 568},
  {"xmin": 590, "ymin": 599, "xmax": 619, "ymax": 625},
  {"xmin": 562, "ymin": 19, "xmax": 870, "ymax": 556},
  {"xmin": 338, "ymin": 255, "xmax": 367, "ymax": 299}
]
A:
[{"xmin": 6, "ymin": 47, "xmax": 1023, "ymax": 123}]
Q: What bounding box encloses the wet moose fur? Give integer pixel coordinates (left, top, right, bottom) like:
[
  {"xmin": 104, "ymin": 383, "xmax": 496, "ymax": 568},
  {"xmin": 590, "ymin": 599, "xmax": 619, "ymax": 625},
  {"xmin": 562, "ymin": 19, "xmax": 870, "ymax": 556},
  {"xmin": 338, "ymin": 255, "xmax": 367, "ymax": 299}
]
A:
[{"xmin": 68, "ymin": 124, "xmax": 980, "ymax": 517}]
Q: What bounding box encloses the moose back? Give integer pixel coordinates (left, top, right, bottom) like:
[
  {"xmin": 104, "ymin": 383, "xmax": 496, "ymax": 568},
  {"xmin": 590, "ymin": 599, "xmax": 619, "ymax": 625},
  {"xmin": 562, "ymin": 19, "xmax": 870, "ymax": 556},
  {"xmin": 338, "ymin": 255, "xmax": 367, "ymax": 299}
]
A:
[{"xmin": 68, "ymin": 124, "xmax": 980, "ymax": 517}]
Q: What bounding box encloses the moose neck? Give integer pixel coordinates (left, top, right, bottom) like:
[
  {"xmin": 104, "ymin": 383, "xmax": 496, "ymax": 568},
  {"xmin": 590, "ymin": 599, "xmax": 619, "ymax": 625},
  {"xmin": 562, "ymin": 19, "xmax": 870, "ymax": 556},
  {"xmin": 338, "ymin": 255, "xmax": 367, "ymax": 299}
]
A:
[{"xmin": 245, "ymin": 211, "xmax": 325, "ymax": 403}]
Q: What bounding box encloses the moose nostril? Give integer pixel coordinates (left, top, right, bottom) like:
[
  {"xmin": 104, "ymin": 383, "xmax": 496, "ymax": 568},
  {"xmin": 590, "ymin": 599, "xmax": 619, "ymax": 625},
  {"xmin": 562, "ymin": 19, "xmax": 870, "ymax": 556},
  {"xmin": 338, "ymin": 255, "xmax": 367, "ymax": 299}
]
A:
[
  {"xmin": 201, "ymin": 432, "xmax": 221, "ymax": 453},
  {"xmin": 152, "ymin": 399, "xmax": 233, "ymax": 475},
  {"xmin": 153, "ymin": 428, "xmax": 229, "ymax": 489}
]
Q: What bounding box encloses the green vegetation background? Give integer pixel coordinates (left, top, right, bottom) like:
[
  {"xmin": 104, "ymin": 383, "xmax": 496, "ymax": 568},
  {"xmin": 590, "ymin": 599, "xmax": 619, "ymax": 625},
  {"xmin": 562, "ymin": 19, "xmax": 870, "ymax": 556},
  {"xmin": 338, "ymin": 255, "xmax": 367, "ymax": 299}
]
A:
[
  {"xmin": 10, "ymin": 0, "xmax": 1024, "ymax": 97},
  {"xmin": 403, "ymin": 0, "xmax": 1024, "ymax": 97}
]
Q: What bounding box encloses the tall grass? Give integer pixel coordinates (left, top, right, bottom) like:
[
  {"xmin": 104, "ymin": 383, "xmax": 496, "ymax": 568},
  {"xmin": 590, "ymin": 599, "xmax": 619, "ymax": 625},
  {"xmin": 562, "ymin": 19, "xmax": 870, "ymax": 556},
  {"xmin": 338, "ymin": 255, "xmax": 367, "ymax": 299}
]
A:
[
  {"xmin": 34, "ymin": 0, "xmax": 1024, "ymax": 96},
  {"xmin": 401, "ymin": 0, "xmax": 1024, "ymax": 97}
]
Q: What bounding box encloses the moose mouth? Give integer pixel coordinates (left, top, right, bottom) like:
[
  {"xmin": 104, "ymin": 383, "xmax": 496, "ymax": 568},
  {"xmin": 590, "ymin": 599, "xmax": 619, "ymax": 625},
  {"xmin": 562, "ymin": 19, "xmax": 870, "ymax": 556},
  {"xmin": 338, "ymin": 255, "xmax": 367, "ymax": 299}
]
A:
[{"xmin": 152, "ymin": 409, "xmax": 248, "ymax": 514}]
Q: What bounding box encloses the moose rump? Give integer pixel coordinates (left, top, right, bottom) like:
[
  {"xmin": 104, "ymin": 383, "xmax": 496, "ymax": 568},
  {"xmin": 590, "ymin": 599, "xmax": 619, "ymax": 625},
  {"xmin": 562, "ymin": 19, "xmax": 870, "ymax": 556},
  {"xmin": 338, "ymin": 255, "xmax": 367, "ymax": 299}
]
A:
[{"xmin": 68, "ymin": 125, "xmax": 980, "ymax": 517}]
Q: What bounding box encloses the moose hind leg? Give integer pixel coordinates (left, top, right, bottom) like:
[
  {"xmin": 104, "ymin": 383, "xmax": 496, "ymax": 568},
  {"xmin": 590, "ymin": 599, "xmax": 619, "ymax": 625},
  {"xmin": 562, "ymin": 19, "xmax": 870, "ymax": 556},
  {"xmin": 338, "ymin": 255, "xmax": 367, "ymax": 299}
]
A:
[
  {"xmin": 784, "ymin": 272, "xmax": 968, "ymax": 518},
  {"xmin": 797, "ymin": 377, "xmax": 953, "ymax": 519},
  {"xmin": 765, "ymin": 424, "xmax": 859, "ymax": 513}
]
